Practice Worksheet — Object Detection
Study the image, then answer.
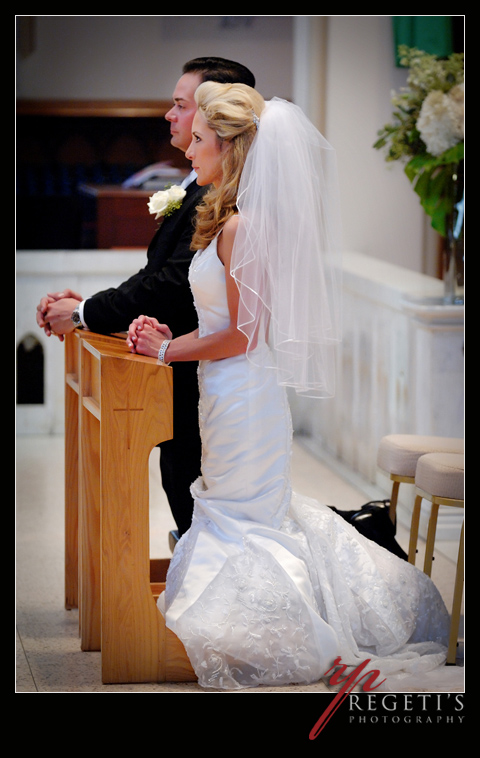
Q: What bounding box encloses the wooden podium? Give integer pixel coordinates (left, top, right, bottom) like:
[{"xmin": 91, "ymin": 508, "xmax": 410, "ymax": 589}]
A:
[
  {"xmin": 64, "ymin": 330, "xmax": 196, "ymax": 684},
  {"xmin": 78, "ymin": 184, "xmax": 157, "ymax": 249}
]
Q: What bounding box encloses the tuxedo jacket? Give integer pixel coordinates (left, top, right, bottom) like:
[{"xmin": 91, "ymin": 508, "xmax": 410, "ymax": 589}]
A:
[{"xmin": 83, "ymin": 179, "xmax": 207, "ymax": 337}]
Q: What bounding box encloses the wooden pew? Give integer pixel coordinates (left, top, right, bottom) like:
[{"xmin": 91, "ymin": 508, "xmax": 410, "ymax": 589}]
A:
[{"xmin": 64, "ymin": 330, "xmax": 195, "ymax": 684}]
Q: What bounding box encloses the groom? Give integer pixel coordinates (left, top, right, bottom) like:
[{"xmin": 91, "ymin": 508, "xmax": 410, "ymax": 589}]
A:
[{"xmin": 36, "ymin": 57, "xmax": 256, "ymax": 545}]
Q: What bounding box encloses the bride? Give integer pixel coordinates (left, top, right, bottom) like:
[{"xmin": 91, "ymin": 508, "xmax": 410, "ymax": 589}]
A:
[{"xmin": 127, "ymin": 82, "xmax": 458, "ymax": 691}]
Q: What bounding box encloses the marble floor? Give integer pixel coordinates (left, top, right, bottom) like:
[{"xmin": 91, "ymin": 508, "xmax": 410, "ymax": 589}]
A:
[{"xmin": 16, "ymin": 434, "xmax": 464, "ymax": 693}]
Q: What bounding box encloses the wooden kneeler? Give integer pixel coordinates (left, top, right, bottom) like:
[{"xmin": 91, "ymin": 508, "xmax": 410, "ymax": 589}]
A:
[{"xmin": 64, "ymin": 331, "xmax": 196, "ymax": 684}]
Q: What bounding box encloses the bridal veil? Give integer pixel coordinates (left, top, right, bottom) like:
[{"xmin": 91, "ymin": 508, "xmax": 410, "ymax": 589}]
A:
[{"xmin": 230, "ymin": 97, "xmax": 343, "ymax": 398}]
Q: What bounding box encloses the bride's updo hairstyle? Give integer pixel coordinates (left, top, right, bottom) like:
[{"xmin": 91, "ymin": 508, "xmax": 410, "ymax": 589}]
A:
[{"xmin": 191, "ymin": 81, "xmax": 265, "ymax": 250}]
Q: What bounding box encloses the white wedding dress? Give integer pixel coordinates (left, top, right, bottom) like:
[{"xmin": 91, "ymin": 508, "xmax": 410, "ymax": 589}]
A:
[{"xmin": 159, "ymin": 237, "xmax": 457, "ymax": 691}]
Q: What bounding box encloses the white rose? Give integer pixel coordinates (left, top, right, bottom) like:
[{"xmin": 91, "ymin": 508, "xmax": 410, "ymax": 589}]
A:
[
  {"xmin": 148, "ymin": 189, "xmax": 169, "ymax": 217},
  {"xmin": 148, "ymin": 185, "xmax": 186, "ymax": 219},
  {"xmin": 168, "ymin": 185, "xmax": 187, "ymax": 203}
]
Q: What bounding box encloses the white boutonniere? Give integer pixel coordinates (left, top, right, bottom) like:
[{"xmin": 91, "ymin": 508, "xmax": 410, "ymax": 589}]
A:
[{"xmin": 148, "ymin": 184, "xmax": 186, "ymax": 220}]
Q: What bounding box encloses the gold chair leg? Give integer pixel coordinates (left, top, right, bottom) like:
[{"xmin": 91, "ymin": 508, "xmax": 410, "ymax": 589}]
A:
[
  {"xmin": 389, "ymin": 479, "xmax": 400, "ymax": 524},
  {"xmin": 423, "ymin": 503, "xmax": 439, "ymax": 577},
  {"xmin": 408, "ymin": 494, "xmax": 422, "ymax": 565},
  {"xmin": 447, "ymin": 522, "xmax": 464, "ymax": 664}
]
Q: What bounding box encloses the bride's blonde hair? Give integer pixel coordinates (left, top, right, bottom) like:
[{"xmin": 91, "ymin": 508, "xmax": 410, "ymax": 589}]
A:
[{"xmin": 190, "ymin": 81, "xmax": 265, "ymax": 250}]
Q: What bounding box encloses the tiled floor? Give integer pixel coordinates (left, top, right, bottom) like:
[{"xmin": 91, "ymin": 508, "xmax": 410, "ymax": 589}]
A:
[{"xmin": 16, "ymin": 434, "xmax": 464, "ymax": 693}]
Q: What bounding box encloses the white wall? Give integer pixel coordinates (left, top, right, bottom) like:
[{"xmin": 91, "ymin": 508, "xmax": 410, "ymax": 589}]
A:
[
  {"xmin": 15, "ymin": 15, "xmax": 293, "ymax": 101},
  {"xmin": 325, "ymin": 16, "xmax": 432, "ymax": 273},
  {"xmin": 16, "ymin": 15, "xmax": 438, "ymax": 273}
]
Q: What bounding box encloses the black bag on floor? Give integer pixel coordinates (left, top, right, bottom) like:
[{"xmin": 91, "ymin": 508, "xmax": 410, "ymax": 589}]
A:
[{"xmin": 329, "ymin": 500, "xmax": 408, "ymax": 561}]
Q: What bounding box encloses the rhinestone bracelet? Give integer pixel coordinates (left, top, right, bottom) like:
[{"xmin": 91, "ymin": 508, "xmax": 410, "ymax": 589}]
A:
[{"xmin": 158, "ymin": 339, "xmax": 171, "ymax": 365}]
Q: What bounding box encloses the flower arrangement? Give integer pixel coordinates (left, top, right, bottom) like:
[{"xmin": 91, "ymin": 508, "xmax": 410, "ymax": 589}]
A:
[
  {"xmin": 148, "ymin": 184, "xmax": 186, "ymax": 220},
  {"xmin": 374, "ymin": 45, "xmax": 464, "ymax": 239}
]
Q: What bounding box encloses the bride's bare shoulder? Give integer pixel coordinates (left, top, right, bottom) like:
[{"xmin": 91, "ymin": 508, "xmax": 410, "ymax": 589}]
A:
[
  {"xmin": 223, "ymin": 214, "xmax": 241, "ymax": 239},
  {"xmin": 217, "ymin": 215, "xmax": 240, "ymax": 263}
]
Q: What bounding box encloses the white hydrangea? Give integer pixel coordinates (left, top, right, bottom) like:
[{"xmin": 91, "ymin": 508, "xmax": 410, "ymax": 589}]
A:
[{"xmin": 417, "ymin": 83, "xmax": 464, "ymax": 157}]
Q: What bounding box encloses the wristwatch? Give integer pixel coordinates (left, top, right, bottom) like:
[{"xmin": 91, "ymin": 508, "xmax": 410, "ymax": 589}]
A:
[{"xmin": 71, "ymin": 307, "xmax": 83, "ymax": 328}]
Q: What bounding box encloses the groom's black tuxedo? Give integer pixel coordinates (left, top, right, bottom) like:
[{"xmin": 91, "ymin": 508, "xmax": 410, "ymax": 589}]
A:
[
  {"xmin": 83, "ymin": 179, "xmax": 206, "ymax": 334},
  {"xmin": 83, "ymin": 179, "xmax": 207, "ymax": 536}
]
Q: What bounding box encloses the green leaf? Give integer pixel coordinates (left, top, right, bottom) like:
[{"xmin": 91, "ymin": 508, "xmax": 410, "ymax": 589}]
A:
[{"xmin": 405, "ymin": 151, "xmax": 463, "ymax": 237}]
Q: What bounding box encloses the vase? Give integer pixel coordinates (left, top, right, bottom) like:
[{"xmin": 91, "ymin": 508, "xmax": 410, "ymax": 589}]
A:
[
  {"xmin": 443, "ymin": 231, "xmax": 464, "ymax": 305},
  {"xmin": 442, "ymin": 164, "xmax": 464, "ymax": 305}
]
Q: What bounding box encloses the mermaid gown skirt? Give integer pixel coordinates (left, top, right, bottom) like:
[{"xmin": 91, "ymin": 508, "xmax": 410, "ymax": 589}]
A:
[{"xmin": 160, "ymin": 238, "xmax": 451, "ymax": 690}]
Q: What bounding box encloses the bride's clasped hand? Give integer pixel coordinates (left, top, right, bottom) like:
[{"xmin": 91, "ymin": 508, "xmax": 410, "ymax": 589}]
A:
[{"xmin": 127, "ymin": 316, "xmax": 172, "ymax": 358}]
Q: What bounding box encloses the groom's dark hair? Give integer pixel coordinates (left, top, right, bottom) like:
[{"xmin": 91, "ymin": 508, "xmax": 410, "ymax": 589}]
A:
[{"xmin": 182, "ymin": 56, "xmax": 255, "ymax": 88}]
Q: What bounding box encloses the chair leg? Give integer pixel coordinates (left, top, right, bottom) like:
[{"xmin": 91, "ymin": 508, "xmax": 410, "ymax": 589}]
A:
[
  {"xmin": 389, "ymin": 479, "xmax": 400, "ymax": 524},
  {"xmin": 447, "ymin": 522, "xmax": 464, "ymax": 664},
  {"xmin": 408, "ymin": 494, "xmax": 422, "ymax": 565},
  {"xmin": 423, "ymin": 502, "xmax": 440, "ymax": 577}
]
